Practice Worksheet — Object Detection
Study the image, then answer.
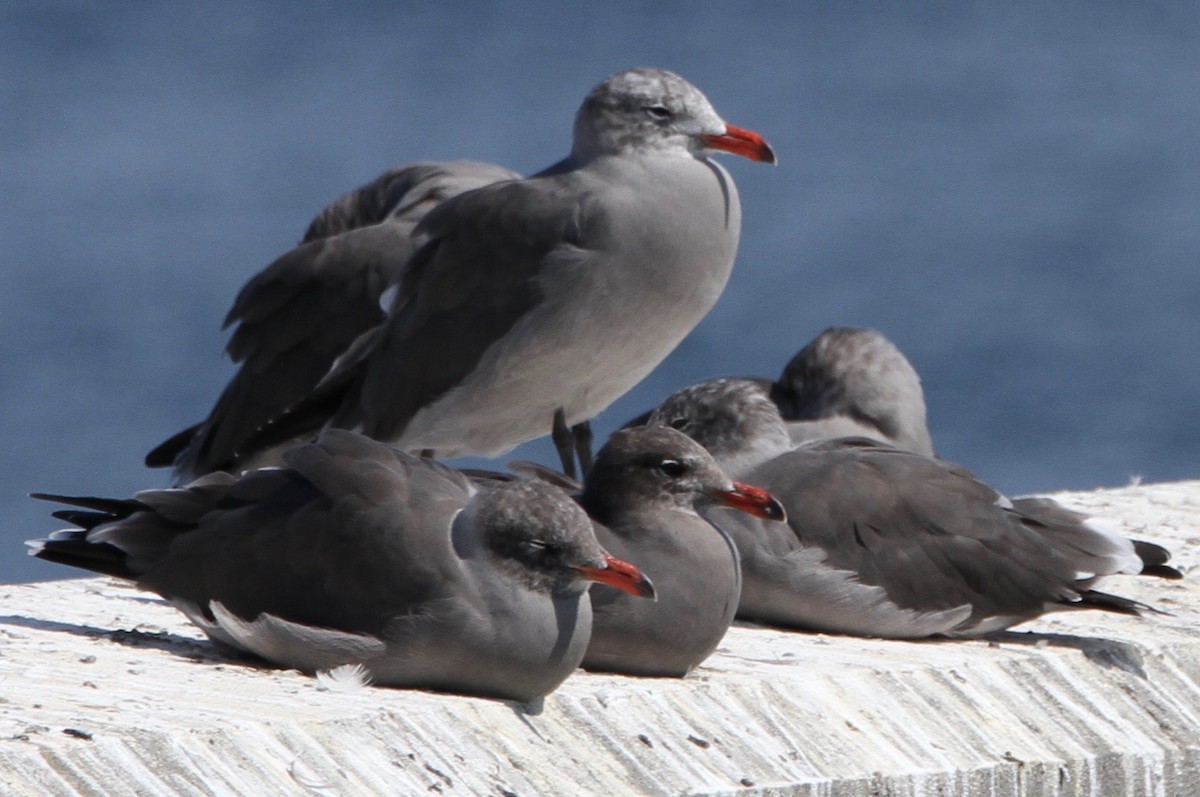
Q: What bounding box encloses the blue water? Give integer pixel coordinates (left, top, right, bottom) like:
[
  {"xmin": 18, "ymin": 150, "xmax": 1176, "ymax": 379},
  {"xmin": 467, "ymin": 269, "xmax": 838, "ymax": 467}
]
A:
[{"xmin": 4, "ymin": 3, "xmax": 1198, "ymax": 584}]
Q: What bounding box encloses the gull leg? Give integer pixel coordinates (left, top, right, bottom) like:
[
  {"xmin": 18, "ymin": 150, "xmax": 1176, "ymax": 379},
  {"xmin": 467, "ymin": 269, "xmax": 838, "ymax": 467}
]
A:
[
  {"xmin": 572, "ymin": 421, "xmax": 593, "ymax": 478},
  {"xmin": 552, "ymin": 409, "xmax": 577, "ymax": 480}
]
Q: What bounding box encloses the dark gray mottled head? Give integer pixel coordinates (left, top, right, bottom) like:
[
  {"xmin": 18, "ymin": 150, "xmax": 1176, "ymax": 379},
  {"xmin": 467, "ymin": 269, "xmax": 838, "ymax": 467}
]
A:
[
  {"xmin": 470, "ymin": 480, "xmax": 652, "ymax": 598},
  {"xmin": 773, "ymin": 327, "xmax": 934, "ymax": 456},
  {"xmin": 572, "ymin": 68, "xmax": 775, "ymax": 163},
  {"xmin": 580, "ymin": 425, "xmax": 783, "ymax": 523},
  {"xmin": 648, "ymin": 378, "xmax": 793, "ymax": 477}
]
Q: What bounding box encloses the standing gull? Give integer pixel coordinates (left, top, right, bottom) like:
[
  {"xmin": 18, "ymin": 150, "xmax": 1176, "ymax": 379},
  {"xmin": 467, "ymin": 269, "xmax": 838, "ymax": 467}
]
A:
[
  {"xmin": 32, "ymin": 430, "xmax": 654, "ymax": 702},
  {"xmin": 147, "ymin": 160, "xmax": 521, "ymax": 483},
  {"xmin": 647, "ymin": 378, "xmax": 1180, "ymax": 638},
  {"xmin": 234, "ymin": 68, "xmax": 775, "ymax": 479}
]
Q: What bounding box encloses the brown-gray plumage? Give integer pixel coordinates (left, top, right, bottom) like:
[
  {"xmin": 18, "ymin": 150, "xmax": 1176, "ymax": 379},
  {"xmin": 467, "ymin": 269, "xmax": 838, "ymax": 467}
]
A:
[
  {"xmin": 232, "ymin": 68, "xmax": 775, "ymax": 480},
  {"xmin": 647, "ymin": 378, "xmax": 1180, "ymax": 638},
  {"xmin": 33, "ymin": 430, "xmax": 654, "ymax": 702},
  {"xmin": 147, "ymin": 160, "xmax": 520, "ymax": 483}
]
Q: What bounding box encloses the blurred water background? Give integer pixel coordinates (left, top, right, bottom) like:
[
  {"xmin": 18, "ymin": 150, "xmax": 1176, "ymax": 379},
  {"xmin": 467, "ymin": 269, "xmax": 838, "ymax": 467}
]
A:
[{"xmin": 4, "ymin": 2, "xmax": 1198, "ymax": 583}]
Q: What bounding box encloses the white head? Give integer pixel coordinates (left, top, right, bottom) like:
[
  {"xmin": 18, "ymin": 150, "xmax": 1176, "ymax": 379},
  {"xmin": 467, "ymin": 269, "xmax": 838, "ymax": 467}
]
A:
[{"xmin": 572, "ymin": 68, "xmax": 776, "ymax": 163}]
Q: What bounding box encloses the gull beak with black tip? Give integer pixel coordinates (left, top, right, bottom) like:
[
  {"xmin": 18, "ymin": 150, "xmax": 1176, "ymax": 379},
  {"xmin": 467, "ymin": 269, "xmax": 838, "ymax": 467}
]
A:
[
  {"xmin": 711, "ymin": 481, "xmax": 787, "ymax": 522},
  {"xmin": 577, "ymin": 553, "xmax": 658, "ymax": 600}
]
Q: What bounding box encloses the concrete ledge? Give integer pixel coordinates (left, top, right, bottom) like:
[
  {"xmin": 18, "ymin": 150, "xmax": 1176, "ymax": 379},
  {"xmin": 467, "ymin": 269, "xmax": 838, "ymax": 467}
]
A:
[{"xmin": 2, "ymin": 480, "xmax": 1198, "ymax": 796}]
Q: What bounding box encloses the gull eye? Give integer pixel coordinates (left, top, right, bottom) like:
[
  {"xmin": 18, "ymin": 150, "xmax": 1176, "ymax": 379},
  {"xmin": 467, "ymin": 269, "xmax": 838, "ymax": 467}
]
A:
[
  {"xmin": 657, "ymin": 458, "xmax": 687, "ymax": 478},
  {"xmin": 519, "ymin": 539, "xmax": 553, "ymax": 558},
  {"xmin": 644, "ymin": 104, "xmax": 672, "ymax": 121},
  {"xmin": 668, "ymin": 417, "xmax": 688, "ymax": 431}
]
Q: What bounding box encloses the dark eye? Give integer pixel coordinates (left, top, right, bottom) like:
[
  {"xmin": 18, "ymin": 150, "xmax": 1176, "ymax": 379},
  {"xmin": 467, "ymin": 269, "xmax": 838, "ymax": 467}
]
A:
[
  {"xmin": 657, "ymin": 458, "xmax": 687, "ymax": 478},
  {"xmin": 668, "ymin": 417, "xmax": 688, "ymax": 431},
  {"xmin": 644, "ymin": 104, "xmax": 672, "ymax": 121}
]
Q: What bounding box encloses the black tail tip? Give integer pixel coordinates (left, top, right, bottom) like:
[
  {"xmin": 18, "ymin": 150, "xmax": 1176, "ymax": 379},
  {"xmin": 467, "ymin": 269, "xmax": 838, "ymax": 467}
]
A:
[{"xmin": 1142, "ymin": 563, "xmax": 1184, "ymax": 581}]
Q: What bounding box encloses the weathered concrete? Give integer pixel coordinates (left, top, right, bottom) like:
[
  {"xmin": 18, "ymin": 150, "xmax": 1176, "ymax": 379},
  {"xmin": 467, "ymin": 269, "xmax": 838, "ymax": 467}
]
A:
[{"xmin": 1, "ymin": 480, "xmax": 1198, "ymax": 796}]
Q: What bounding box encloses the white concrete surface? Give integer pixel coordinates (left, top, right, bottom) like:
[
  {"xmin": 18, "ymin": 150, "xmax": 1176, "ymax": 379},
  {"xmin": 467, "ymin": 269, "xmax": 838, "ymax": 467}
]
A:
[{"xmin": 2, "ymin": 480, "xmax": 1198, "ymax": 796}]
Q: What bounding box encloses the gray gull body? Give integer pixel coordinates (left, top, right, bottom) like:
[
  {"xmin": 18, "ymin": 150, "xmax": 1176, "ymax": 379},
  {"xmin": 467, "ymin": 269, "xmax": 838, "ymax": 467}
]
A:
[
  {"xmin": 467, "ymin": 426, "xmax": 785, "ymax": 676},
  {"xmin": 575, "ymin": 427, "xmax": 784, "ymax": 676},
  {"xmin": 235, "ymin": 68, "xmax": 776, "ymax": 478},
  {"xmin": 147, "ymin": 160, "xmax": 521, "ymax": 482},
  {"xmin": 647, "ymin": 378, "xmax": 1180, "ymax": 638},
  {"xmin": 33, "ymin": 430, "xmax": 654, "ymax": 701}
]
